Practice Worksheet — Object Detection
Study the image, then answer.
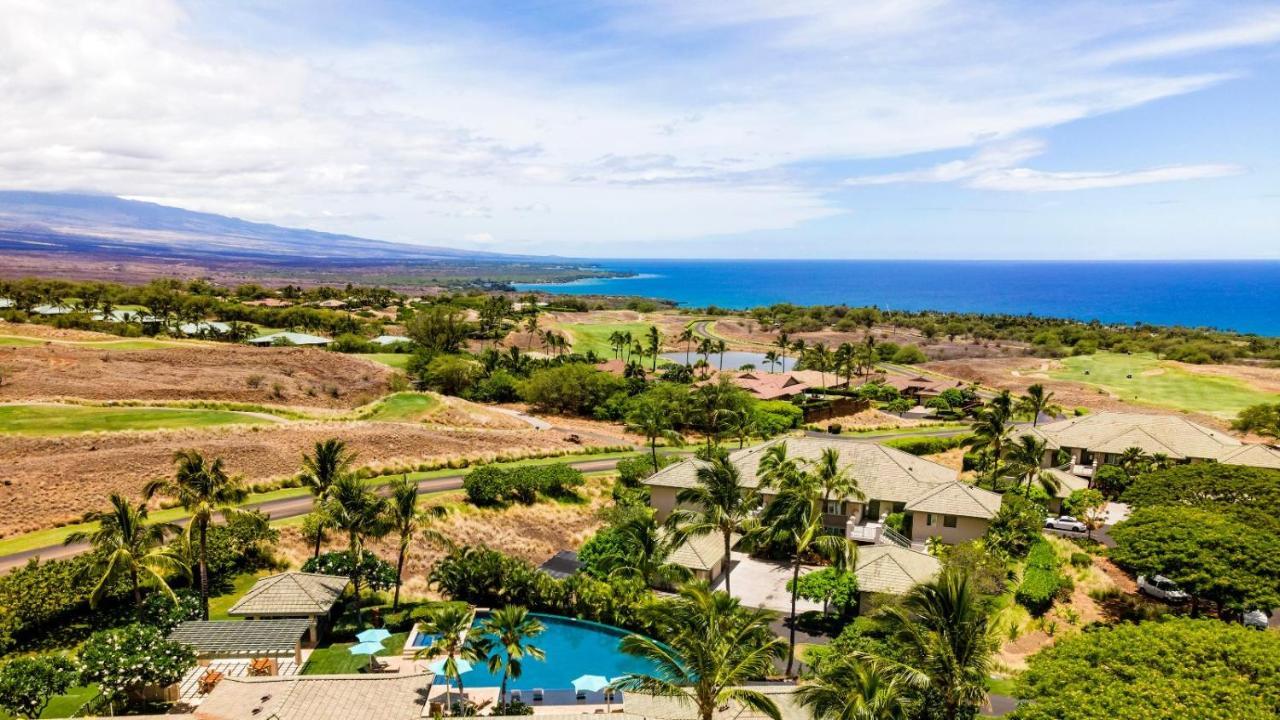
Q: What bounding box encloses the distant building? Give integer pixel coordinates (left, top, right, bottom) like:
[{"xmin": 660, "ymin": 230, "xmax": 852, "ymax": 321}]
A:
[
  {"xmin": 246, "ymin": 331, "xmax": 331, "ymax": 347},
  {"xmin": 315, "ymin": 299, "xmax": 347, "ymax": 309},
  {"xmin": 370, "ymin": 334, "xmax": 412, "ymax": 346}
]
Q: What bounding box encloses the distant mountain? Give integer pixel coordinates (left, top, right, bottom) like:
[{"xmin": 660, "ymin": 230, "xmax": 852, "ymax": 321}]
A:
[{"xmin": 0, "ymin": 191, "xmax": 511, "ymax": 264}]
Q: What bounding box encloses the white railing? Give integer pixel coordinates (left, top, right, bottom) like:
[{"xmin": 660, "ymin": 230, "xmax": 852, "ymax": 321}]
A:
[
  {"xmin": 1070, "ymin": 464, "xmax": 1095, "ymax": 477},
  {"xmin": 848, "ymin": 521, "xmax": 882, "ymax": 543}
]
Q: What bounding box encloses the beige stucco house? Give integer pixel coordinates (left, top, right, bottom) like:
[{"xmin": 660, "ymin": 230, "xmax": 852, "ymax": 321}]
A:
[{"xmin": 645, "ymin": 436, "xmax": 1004, "ymax": 549}]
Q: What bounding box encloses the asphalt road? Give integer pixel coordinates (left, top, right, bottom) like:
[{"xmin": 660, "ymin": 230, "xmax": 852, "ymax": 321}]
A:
[{"xmin": 0, "ymin": 457, "xmax": 626, "ymax": 573}]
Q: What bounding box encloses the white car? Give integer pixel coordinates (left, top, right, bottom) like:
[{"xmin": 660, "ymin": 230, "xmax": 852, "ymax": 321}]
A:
[
  {"xmin": 1044, "ymin": 515, "xmax": 1087, "ymax": 532},
  {"xmin": 1243, "ymin": 609, "xmax": 1269, "ymax": 630},
  {"xmin": 1138, "ymin": 574, "xmax": 1190, "ymax": 603}
]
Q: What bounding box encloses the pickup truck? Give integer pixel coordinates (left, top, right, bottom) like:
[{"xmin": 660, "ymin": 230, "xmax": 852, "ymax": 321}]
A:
[
  {"xmin": 1138, "ymin": 574, "xmax": 1189, "ymax": 603},
  {"xmin": 1044, "ymin": 515, "xmax": 1087, "ymax": 533}
]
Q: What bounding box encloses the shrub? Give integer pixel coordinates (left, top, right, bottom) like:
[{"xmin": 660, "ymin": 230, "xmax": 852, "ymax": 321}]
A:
[
  {"xmin": 530, "ymin": 463, "xmax": 585, "ymax": 496},
  {"xmin": 1016, "ymin": 539, "xmax": 1068, "ymax": 616},
  {"xmin": 827, "ymin": 423, "xmax": 842, "ymax": 434},
  {"xmin": 883, "ymin": 435, "xmax": 967, "ymax": 456},
  {"xmin": 0, "ymin": 654, "xmax": 80, "ymax": 719},
  {"xmin": 302, "ymin": 551, "xmax": 397, "ymax": 591},
  {"xmin": 1069, "ymin": 552, "xmax": 1091, "ymax": 570},
  {"xmin": 519, "ymin": 364, "xmax": 626, "ymax": 415},
  {"xmin": 424, "ymin": 355, "xmax": 482, "ymax": 396},
  {"xmin": 79, "ymin": 624, "xmax": 196, "ymax": 708},
  {"xmin": 140, "ymin": 590, "xmax": 202, "ymax": 632},
  {"xmin": 463, "ymin": 466, "xmax": 508, "ymax": 506},
  {"xmin": 755, "ymin": 400, "xmax": 804, "ymax": 431},
  {"xmin": 469, "ymin": 369, "xmax": 520, "ymax": 403},
  {"xmin": 890, "ymin": 344, "xmax": 928, "ymax": 364}
]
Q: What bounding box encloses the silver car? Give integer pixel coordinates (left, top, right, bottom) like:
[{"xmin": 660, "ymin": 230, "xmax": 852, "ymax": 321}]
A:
[
  {"xmin": 1138, "ymin": 574, "xmax": 1190, "ymax": 603},
  {"xmin": 1044, "ymin": 515, "xmax": 1087, "ymax": 532}
]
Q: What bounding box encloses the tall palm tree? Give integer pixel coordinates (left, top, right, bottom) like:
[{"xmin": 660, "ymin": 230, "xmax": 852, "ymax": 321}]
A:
[
  {"xmin": 1003, "ymin": 435, "xmax": 1060, "ymax": 497},
  {"xmin": 764, "ymin": 350, "xmax": 779, "ymax": 373},
  {"xmin": 610, "ymin": 513, "xmax": 694, "ymax": 588},
  {"xmin": 415, "ymin": 605, "xmax": 488, "ymax": 713},
  {"xmin": 65, "ymin": 494, "xmax": 186, "ymax": 611},
  {"xmin": 627, "ymin": 396, "xmax": 684, "ymax": 472},
  {"xmin": 646, "ymin": 325, "xmax": 661, "ymax": 372},
  {"xmin": 479, "ymin": 606, "xmax": 546, "ymax": 708},
  {"xmin": 387, "ymin": 476, "xmax": 450, "ymax": 611},
  {"xmin": 614, "ymin": 583, "xmax": 786, "ymax": 720},
  {"xmin": 714, "ymin": 339, "xmax": 728, "ymax": 371},
  {"xmin": 757, "ymin": 442, "xmax": 802, "ymax": 491},
  {"xmin": 523, "ymin": 314, "xmax": 539, "ymax": 350},
  {"xmin": 811, "ymin": 447, "xmax": 864, "ymax": 513},
  {"xmin": 324, "ymin": 475, "xmax": 389, "ymax": 630},
  {"xmin": 962, "ymin": 401, "xmax": 1013, "ymax": 480},
  {"xmin": 301, "ymin": 439, "xmax": 356, "ymax": 558},
  {"xmin": 697, "ymin": 338, "xmax": 714, "ymax": 365},
  {"xmin": 757, "ymin": 472, "xmax": 855, "ymax": 676},
  {"xmin": 797, "ymin": 658, "xmax": 909, "ymax": 720},
  {"xmin": 871, "ymin": 569, "xmax": 996, "ymax": 720},
  {"xmin": 144, "ymin": 450, "xmax": 249, "ymax": 620},
  {"xmin": 1016, "ymin": 384, "xmax": 1062, "ymax": 427},
  {"xmin": 1117, "ymin": 446, "xmax": 1151, "ymax": 477},
  {"xmin": 675, "ymin": 452, "xmax": 757, "ymax": 596},
  {"xmin": 679, "ymin": 327, "xmax": 697, "ymax": 366},
  {"xmin": 775, "ymin": 332, "xmax": 791, "ymax": 371}
]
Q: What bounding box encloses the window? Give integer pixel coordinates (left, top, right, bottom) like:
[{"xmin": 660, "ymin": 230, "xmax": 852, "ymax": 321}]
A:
[
  {"xmin": 943, "ymin": 514, "xmax": 957, "ymax": 528},
  {"xmin": 824, "ymin": 500, "xmax": 842, "ymax": 515},
  {"xmin": 926, "ymin": 513, "xmax": 935, "ymax": 526}
]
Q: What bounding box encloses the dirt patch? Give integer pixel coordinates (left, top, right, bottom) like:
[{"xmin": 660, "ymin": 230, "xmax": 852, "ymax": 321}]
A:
[
  {"xmin": 0, "ymin": 320, "xmax": 127, "ymax": 341},
  {"xmin": 1176, "ymin": 361, "xmax": 1280, "ymax": 394},
  {"xmin": 922, "ymin": 447, "xmax": 967, "ymax": 472},
  {"xmin": 827, "ymin": 409, "xmax": 924, "ymax": 430},
  {"xmin": 0, "ymin": 343, "xmax": 393, "ymax": 410},
  {"xmin": 277, "ymin": 476, "xmax": 614, "ymax": 598},
  {"xmin": 429, "ymin": 396, "xmax": 534, "ymax": 430},
  {"xmin": 0, "ymin": 422, "xmax": 605, "ymax": 537}
]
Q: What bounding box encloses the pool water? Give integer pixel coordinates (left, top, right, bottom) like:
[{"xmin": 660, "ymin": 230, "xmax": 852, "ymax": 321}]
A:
[{"xmin": 413, "ymin": 612, "xmax": 663, "ymax": 690}]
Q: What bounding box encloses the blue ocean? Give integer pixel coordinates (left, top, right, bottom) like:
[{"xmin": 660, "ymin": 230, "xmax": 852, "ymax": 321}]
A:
[{"xmin": 516, "ymin": 259, "xmax": 1280, "ymax": 336}]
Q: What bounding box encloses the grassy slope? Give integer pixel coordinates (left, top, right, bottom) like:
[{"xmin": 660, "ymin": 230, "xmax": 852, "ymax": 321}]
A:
[
  {"xmin": 1051, "ymin": 352, "xmax": 1276, "ymax": 417},
  {"xmin": 0, "ymin": 336, "xmax": 186, "ymax": 350},
  {"xmin": 363, "ymin": 352, "xmax": 412, "ymax": 369},
  {"xmin": 361, "ymin": 392, "xmax": 439, "ymax": 421},
  {"xmin": 0, "ymin": 451, "xmax": 639, "ymax": 556},
  {"xmin": 0, "ymin": 404, "xmax": 272, "ymax": 435}
]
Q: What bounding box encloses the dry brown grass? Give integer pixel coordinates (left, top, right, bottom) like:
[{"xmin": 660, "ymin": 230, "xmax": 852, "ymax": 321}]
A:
[
  {"xmin": 0, "ymin": 320, "xmax": 127, "ymax": 341},
  {"xmin": 0, "ymin": 423, "xmax": 608, "ymax": 537},
  {"xmin": 277, "ymin": 475, "xmax": 615, "ymax": 598}
]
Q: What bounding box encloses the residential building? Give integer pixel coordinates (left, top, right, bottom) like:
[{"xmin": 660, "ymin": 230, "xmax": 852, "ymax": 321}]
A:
[
  {"xmin": 644, "ymin": 436, "xmax": 1003, "ymax": 548},
  {"xmin": 246, "ymin": 331, "xmax": 331, "ymax": 347},
  {"xmin": 226, "ymin": 572, "xmax": 349, "ymax": 645}
]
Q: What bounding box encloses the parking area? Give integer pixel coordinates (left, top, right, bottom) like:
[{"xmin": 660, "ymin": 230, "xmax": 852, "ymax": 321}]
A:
[{"xmin": 712, "ymin": 552, "xmax": 824, "ymax": 615}]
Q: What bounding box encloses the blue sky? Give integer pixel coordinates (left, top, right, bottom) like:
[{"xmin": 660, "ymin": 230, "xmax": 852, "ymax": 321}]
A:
[{"xmin": 2, "ymin": 0, "xmax": 1277, "ymax": 258}]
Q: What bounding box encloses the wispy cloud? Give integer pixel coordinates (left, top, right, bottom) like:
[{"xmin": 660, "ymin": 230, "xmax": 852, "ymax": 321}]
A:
[{"xmin": 1083, "ymin": 10, "xmax": 1280, "ymax": 65}]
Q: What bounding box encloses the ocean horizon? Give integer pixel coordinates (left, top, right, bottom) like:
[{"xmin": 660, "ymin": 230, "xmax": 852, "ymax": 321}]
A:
[{"xmin": 515, "ymin": 259, "xmax": 1280, "ymax": 336}]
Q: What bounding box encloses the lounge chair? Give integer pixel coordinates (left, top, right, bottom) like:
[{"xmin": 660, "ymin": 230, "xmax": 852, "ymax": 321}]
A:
[
  {"xmin": 532, "ymin": 689, "xmax": 544, "ymax": 703},
  {"xmin": 197, "ymin": 669, "xmax": 225, "ymax": 695}
]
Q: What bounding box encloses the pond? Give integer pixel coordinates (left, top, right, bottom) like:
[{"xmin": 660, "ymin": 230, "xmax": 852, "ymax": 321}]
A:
[{"xmin": 660, "ymin": 350, "xmax": 796, "ymax": 372}]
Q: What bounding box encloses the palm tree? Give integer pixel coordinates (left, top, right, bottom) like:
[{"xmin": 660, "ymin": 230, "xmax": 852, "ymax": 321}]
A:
[
  {"xmin": 962, "ymin": 401, "xmax": 1013, "ymax": 479},
  {"xmin": 775, "ymin": 331, "xmax": 791, "ymax": 371},
  {"xmin": 610, "ymin": 513, "xmax": 693, "ymax": 588},
  {"xmin": 679, "ymin": 327, "xmax": 696, "ymax": 366},
  {"xmin": 797, "ymin": 659, "xmax": 909, "ymax": 720},
  {"xmin": 301, "ymin": 439, "xmax": 356, "ymax": 558},
  {"xmin": 626, "ymin": 395, "xmax": 684, "ymax": 472},
  {"xmin": 1016, "ymin": 384, "xmax": 1062, "ymax": 427},
  {"xmin": 324, "ymin": 475, "xmax": 389, "ymax": 630},
  {"xmin": 764, "ymin": 350, "xmax": 779, "ymax": 373},
  {"xmin": 757, "ymin": 471, "xmax": 855, "ymax": 676},
  {"xmin": 65, "ymin": 494, "xmax": 186, "ymax": 611},
  {"xmin": 811, "ymin": 447, "xmax": 865, "ymax": 513},
  {"xmin": 871, "ymin": 569, "xmax": 996, "ymax": 720},
  {"xmin": 614, "ymin": 583, "xmax": 786, "ymax": 720},
  {"xmin": 144, "ymin": 450, "xmax": 249, "ymax": 620},
  {"xmin": 415, "ymin": 605, "xmax": 487, "ymax": 713},
  {"xmin": 523, "ymin": 315, "xmax": 539, "ymax": 350},
  {"xmin": 646, "ymin": 325, "xmax": 661, "ymax": 372},
  {"xmin": 675, "ymin": 452, "xmax": 757, "ymax": 596},
  {"xmin": 757, "ymin": 442, "xmax": 802, "ymax": 490},
  {"xmin": 479, "ymin": 606, "xmax": 546, "ymax": 708},
  {"xmin": 714, "ymin": 339, "xmax": 728, "ymax": 371},
  {"xmin": 387, "ymin": 476, "xmax": 450, "ymax": 611},
  {"xmin": 1117, "ymin": 446, "xmax": 1151, "ymax": 477},
  {"xmin": 1003, "ymin": 435, "xmax": 1061, "ymax": 497},
  {"xmin": 729, "ymin": 409, "xmax": 759, "ymax": 449}
]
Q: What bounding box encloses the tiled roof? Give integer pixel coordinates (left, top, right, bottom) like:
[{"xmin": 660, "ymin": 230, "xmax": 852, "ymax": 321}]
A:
[
  {"xmin": 903, "ymin": 482, "xmax": 1003, "ymax": 519},
  {"xmin": 732, "ymin": 373, "xmax": 809, "ymax": 399},
  {"xmin": 645, "ymin": 436, "xmax": 959, "ymax": 506},
  {"xmin": 666, "ymin": 530, "xmax": 736, "ymax": 571},
  {"xmin": 169, "ymin": 619, "xmax": 312, "ymax": 656},
  {"xmin": 1026, "ymin": 412, "xmax": 1238, "ymax": 460},
  {"xmin": 854, "ymin": 545, "xmax": 941, "ymax": 595},
  {"xmin": 195, "ymin": 673, "xmax": 432, "ymax": 720},
  {"xmin": 1217, "ymin": 444, "xmax": 1280, "ymax": 470},
  {"xmin": 227, "ymin": 572, "xmax": 349, "ymax": 617},
  {"xmin": 625, "ymin": 685, "xmax": 807, "ymax": 720},
  {"xmin": 1045, "ymin": 468, "xmax": 1091, "ymax": 498},
  {"xmin": 539, "ymin": 550, "xmax": 584, "ymax": 579}
]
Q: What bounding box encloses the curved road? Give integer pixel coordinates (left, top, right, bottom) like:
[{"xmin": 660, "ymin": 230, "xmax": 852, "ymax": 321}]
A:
[{"xmin": 0, "ymin": 457, "xmax": 625, "ymax": 574}]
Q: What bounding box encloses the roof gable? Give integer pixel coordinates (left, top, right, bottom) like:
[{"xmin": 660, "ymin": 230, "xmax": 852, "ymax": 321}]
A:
[{"xmin": 227, "ymin": 572, "xmax": 349, "ymax": 617}]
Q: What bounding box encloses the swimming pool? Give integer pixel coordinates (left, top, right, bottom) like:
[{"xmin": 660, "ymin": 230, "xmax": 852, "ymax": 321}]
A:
[{"xmin": 408, "ymin": 612, "xmax": 663, "ymax": 690}]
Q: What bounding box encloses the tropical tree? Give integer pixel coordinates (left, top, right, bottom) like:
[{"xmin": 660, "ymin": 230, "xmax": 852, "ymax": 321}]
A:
[
  {"xmin": 387, "ymin": 476, "xmax": 450, "ymax": 611},
  {"xmin": 608, "ymin": 513, "xmax": 694, "ymax": 588},
  {"xmin": 523, "ymin": 314, "xmax": 539, "ymax": 350},
  {"xmin": 690, "ymin": 376, "xmax": 747, "ymax": 449},
  {"xmin": 1117, "ymin": 447, "xmax": 1151, "ymax": 478},
  {"xmin": 764, "ymin": 350, "xmax": 779, "ymax": 373},
  {"xmin": 775, "ymin": 332, "xmax": 791, "ymax": 370},
  {"xmin": 714, "ymin": 339, "xmax": 728, "ymax": 371},
  {"xmin": 64, "ymin": 494, "xmax": 186, "ymax": 610},
  {"xmin": 478, "ymin": 606, "xmax": 546, "ymax": 709},
  {"xmin": 614, "ymin": 583, "xmax": 786, "ymax": 720},
  {"xmin": 415, "ymin": 605, "xmax": 488, "ymax": 713},
  {"xmin": 627, "ymin": 393, "xmax": 685, "ymax": 472},
  {"xmin": 963, "ymin": 400, "xmax": 1013, "ymax": 479},
  {"xmin": 679, "ymin": 326, "xmax": 697, "ymax": 366},
  {"xmin": 1003, "ymin": 435, "xmax": 1060, "ymax": 498},
  {"xmin": 811, "ymin": 447, "xmax": 865, "ymax": 512},
  {"xmin": 1016, "ymin": 384, "xmax": 1061, "ymax": 427},
  {"xmin": 675, "ymin": 452, "xmax": 757, "ymax": 596},
  {"xmin": 301, "ymin": 439, "xmax": 356, "ymax": 558},
  {"xmin": 1231, "ymin": 402, "xmax": 1280, "ymax": 440},
  {"xmin": 797, "ymin": 658, "xmax": 909, "ymax": 720},
  {"xmin": 144, "ymin": 450, "xmax": 249, "ymax": 620},
  {"xmin": 0, "ymin": 655, "xmax": 79, "ymax": 719},
  {"xmin": 646, "ymin": 325, "xmax": 661, "ymax": 372},
  {"xmin": 324, "ymin": 475, "xmax": 389, "ymax": 629},
  {"xmin": 756, "ymin": 469, "xmax": 855, "ymax": 676},
  {"xmin": 871, "ymin": 569, "xmax": 997, "ymax": 720}
]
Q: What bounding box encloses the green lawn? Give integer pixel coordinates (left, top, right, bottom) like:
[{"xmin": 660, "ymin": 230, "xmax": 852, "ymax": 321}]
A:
[
  {"xmin": 0, "ymin": 404, "xmax": 272, "ymax": 436},
  {"xmin": 363, "ymin": 353, "xmax": 412, "ymax": 369},
  {"xmin": 0, "ymin": 335, "xmax": 44, "ymax": 347},
  {"xmin": 0, "ymin": 335, "xmax": 184, "ymax": 351},
  {"xmin": 208, "ymin": 571, "xmax": 270, "ymax": 621},
  {"xmin": 1051, "ymin": 352, "xmax": 1277, "ymax": 418},
  {"xmin": 301, "ymin": 632, "xmax": 409, "ymax": 674},
  {"xmin": 560, "ymin": 321, "xmax": 658, "ymax": 358},
  {"xmin": 0, "ymin": 684, "xmax": 100, "ymax": 720},
  {"xmin": 361, "ymin": 392, "xmax": 440, "ymax": 421},
  {"xmin": 0, "ymin": 450, "xmax": 641, "ymax": 556}
]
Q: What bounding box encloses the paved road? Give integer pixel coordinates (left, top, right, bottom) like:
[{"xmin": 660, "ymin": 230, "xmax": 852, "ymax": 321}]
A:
[{"xmin": 0, "ymin": 457, "xmax": 627, "ymax": 573}]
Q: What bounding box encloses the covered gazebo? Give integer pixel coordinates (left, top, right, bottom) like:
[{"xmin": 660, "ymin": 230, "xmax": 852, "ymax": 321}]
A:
[
  {"xmin": 170, "ymin": 619, "xmax": 313, "ymax": 666},
  {"xmin": 226, "ymin": 572, "xmax": 350, "ymax": 646}
]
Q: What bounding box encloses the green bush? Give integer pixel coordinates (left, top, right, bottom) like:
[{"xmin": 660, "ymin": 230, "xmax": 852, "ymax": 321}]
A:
[
  {"xmin": 755, "ymin": 400, "xmax": 804, "ymax": 431},
  {"xmin": 1016, "ymin": 539, "xmax": 1067, "ymax": 616},
  {"xmin": 883, "ymin": 434, "xmax": 968, "ymax": 456},
  {"xmin": 79, "ymin": 624, "xmax": 196, "ymax": 708},
  {"xmin": 463, "ymin": 465, "xmax": 508, "ymax": 506},
  {"xmin": 519, "ymin": 364, "xmax": 626, "ymax": 415},
  {"xmin": 302, "ymin": 551, "xmax": 397, "ymax": 591},
  {"xmin": 890, "ymin": 344, "xmax": 928, "ymax": 364},
  {"xmin": 1069, "ymin": 552, "xmax": 1091, "ymax": 569}
]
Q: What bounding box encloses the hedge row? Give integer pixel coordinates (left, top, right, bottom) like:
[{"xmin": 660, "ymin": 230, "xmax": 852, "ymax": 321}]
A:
[
  {"xmin": 462, "ymin": 462, "xmax": 585, "ymax": 505},
  {"xmin": 882, "ymin": 434, "xmax": 970, "ymax": 456},
  {"xmin": 1016, "ymin": 539, "xmax": 1072, "ymax": 616}
]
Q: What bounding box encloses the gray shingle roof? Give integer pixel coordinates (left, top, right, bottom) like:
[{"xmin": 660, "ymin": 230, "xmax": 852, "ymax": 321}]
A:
[
  {"xmin": 195, "ymin": 673, "xmax": 432, "ymax": 720},
  {"xmin": 666, "ymin": 531, "xmax": 737, "ymax": 572},
  {"xmin": 1217, "ymin": 443, "xmax": 1280, "ymax": 469},
  {"xmin": 854, "ymin": 545, "xmax": 941, "ymax": 595},
  {"xmin": 228, "ymin": 572, "xmax": 349, "ymax": 617},
  {"xmin": 247, "ymin": 331, "xmax": 331, "ymax": 345},
  {"xmin": 169, "ymin": 619, "xmax": 312, "ymax": 657},
  {"xmin": 903, "ymin": 482, "xmax": 1003, "ymax": 519},
  {"xmin": 1027, "ymin": 412, "xmax": 1238, "ymax": 460}
]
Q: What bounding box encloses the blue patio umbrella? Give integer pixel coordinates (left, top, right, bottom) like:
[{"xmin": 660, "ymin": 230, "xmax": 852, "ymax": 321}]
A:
[
  {"xmin": 427, "ymin": 657, "xmax": 473, "ymax": 680},
  {"xmin": 573, "ymin": 674, "xmax": 610, "ymax": 693},
  {"xmin": 348, "ymin": 641, "xmax": 387, "ymax": 656},
  {"xmin": 356, "ymin": 628, "xmax": 392, "ymax": 644}
]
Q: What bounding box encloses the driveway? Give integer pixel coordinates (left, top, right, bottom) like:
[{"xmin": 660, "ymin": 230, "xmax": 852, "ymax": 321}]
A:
[{"xmin": 713, "ymin": 552, "xmax": 823, "ymax": 615}]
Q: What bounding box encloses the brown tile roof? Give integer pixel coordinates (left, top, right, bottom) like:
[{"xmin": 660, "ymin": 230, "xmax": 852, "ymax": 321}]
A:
[
  {"xmin": 903, "ymin": 482, "xmax": 1003, "ymax": 519},
  {"xmin": 1217, "ymin": 444, "xmax": 1280, "ymax": 469},
  {"xmin": 227, "ymin": 572, "xmax": 349, "ymax": 617},
  {"xmin": 195, "ymin": 673, "xmax": 432, "ymax": 720},
  {"xmin": 1027, "ymin": 412, "xmax": 1238, "ymax": 460},
  {"xmin": 854, "ymin": 546, "xmax": 941, "ymax": 595},
  {"xmin": 732, "ymin": 373, "xmax": 809, "ymax": 400}
]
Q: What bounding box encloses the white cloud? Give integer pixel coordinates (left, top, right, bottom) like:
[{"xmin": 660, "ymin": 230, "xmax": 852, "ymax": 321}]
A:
[
  {"xmin": 0, "ymin": 0, "xmax": 1272, "ymax": 254},
  {"xmin": 846, "ymin": 139, "xmax": 1245, "ymax": 192},
  {"xmin": 1083, "ymin": 10, "xmax": 1280, "ymax": 65}
]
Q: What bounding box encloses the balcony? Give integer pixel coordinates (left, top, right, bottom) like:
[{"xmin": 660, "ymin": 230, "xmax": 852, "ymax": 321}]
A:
[
  {"xmin": 846, "ymin": 520, "xmax": 911, "ymax": 548},
  {"xmin": 1070, "ymin": 464, "xmax": 1095, "ymax": 477}
]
